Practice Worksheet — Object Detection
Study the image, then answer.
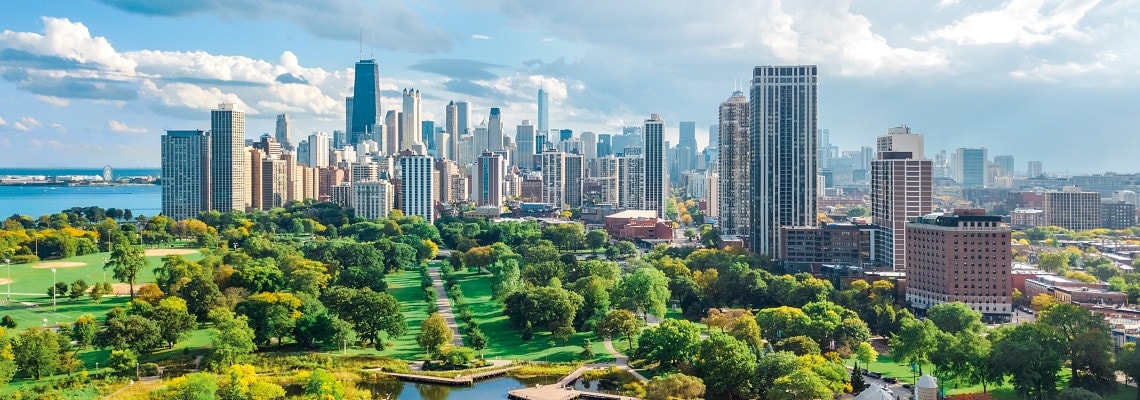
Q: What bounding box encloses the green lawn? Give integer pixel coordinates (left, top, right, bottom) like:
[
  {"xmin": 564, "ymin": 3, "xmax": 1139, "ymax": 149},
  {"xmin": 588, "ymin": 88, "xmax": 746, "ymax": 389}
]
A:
[
  {"xmin": 381, "ymin": 269, "xmax": 433, "ymax": 359},
  {"xmin": 452, "ymin": 271, "xmax": 613, "ymax": 363},
  {"xmin": 845, "ymin": 355, "xmax": 1086, "ymax": 397}
]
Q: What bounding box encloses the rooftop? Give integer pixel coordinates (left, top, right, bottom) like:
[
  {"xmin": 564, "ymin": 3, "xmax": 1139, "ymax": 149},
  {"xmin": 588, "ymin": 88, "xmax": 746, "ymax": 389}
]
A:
[{"xmin": 606, "ymin": 209, "xmax": 658, "ymax": 219}]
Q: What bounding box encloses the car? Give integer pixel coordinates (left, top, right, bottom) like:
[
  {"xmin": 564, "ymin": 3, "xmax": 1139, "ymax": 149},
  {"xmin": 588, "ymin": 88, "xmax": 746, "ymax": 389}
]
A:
[
  {"xmin": 902, "ymin": 383, "xmax": 913, "ymax": 389},
  {"xmin": 884, "ymin": 377, "xmax": 898, "ymax": 384}
]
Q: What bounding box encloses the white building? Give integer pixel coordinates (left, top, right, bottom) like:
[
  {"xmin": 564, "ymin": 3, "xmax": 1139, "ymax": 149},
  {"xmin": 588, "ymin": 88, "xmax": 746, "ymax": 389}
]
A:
[
  {"xmin": 353, "ymin": 180, "xmax": 394, "ymax": 220},
  {"xmin": 400, "ymin": 154, "xmax": 436, "ymax": 222},
  {"xmin": 307, "ymin": 132, "xmax": 330, "ymax": 168}
]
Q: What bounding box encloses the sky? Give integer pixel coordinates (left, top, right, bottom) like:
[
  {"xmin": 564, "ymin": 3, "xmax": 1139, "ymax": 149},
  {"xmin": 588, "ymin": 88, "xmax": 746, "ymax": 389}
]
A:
[{"xmin": 0, "ymin": 0, "xmax": 1138, "ymax": 174}]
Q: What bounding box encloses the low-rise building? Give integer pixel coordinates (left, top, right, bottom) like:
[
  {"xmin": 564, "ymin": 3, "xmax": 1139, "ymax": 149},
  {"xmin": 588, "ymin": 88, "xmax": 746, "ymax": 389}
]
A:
[
  {"xmin": 604, "ymin": 210, "xmax": 673, "ymax": 241},
  {"xmin": 779, "ymin": 223, "xmax": 873, "ymax": 271}
]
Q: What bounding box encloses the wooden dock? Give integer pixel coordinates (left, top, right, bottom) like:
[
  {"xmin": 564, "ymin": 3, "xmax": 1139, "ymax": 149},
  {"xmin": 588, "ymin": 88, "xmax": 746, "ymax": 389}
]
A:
[
  {"xmin": 507, "ymin": 386, "xmax": 640, "ymax": 400},
  {"xmin": 378, "ymin": 365, "xmax": 520, "ymax": 386}
]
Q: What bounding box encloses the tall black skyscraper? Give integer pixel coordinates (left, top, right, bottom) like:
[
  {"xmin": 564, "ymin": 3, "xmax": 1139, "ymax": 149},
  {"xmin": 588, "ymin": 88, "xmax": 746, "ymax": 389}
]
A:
[{"xmin": 351, "ymin": 59, "xmax": 382, "ymax": 143}]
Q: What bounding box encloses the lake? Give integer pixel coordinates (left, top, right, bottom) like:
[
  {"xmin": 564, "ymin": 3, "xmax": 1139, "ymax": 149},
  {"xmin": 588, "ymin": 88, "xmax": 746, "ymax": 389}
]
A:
[
  {"xmin": 0, "ymin": 184, "xmax": 162, "ymax": 219},
  {"xmin": 365, "ymin": 376, "xmax": 560, "ymax": 400}
]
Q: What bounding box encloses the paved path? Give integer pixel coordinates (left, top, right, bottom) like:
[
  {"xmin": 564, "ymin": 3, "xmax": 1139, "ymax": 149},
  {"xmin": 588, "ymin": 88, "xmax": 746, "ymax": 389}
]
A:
[
  {"xmin": 602, "ymin": 339, "xmax": 648, "ymax": 383},
  {"xmin": 429, "ymin": 268, "xmax": 464, "ymax": 347}
]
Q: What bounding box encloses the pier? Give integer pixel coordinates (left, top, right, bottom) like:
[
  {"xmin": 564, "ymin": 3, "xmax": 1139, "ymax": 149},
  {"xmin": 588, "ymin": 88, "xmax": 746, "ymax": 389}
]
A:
[{"xmin": 374, "ymin": 365, "xmax": 520, "ymax": 386}]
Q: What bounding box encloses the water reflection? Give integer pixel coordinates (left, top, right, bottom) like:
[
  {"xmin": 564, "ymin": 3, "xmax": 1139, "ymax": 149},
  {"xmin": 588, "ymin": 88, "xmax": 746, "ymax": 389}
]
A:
[{"xmin": 356, "ymin": 375, "xmax": 560, "ymax": 399}]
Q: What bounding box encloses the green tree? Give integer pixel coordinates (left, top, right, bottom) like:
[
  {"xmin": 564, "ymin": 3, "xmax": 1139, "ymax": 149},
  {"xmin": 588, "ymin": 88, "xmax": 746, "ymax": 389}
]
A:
[
  {"xmin": 770, "ymin": 367, "xmax": 833, "ymax": 400},
  {"xmin": 855, "ymin": 341, "xmax": 879, "ymax": 371},
  {"xmin": 209, "ymin": 310, "xmax": 257, "ymax": 370},
  {"xmin": 152, "ymin": 297, "xmax": 197, "ymax": 347},
  {"xmin": 1117, "ymin": 343, "xmax": 1140, "ymax": 400},
  {"xmin": 164, "ymin": 372, "xmax": 219, "ymax": 400},
  {"xmin": 71, "ymin": 314, "xmax": 97, "ymax": 349},
  {"xmin": 68, "ymin": 279, "xmax": 89, "ymax": 301},
  {"xmin": 322, "ymin": 287, "xmax": 406, "ymax": 349},
  {"xmin": 304, "ymin": 368, "xmax": 346, "ymax": 400},
  {"xmin": 12, "ymin": 327, "xmax": 60, "ymax": 379},
  {"xmin": 217, "ymin": 364, "xmax": 286, "ymax": 400},
  {"xmin": 645, "ymin": 373, "xmax": 705, "ymax": 400},
  {"xmin": 990, "ymin": 322, "xmax": 1067, "ymax": 400},
  {"xmin": 178, "ymin": 274, "xmax": 225, "ymax": 321},
  {"xmin": 235, "ymin": 292, "xmax": 301, "ymax": 346},
  {"xmin": 755, "ymin": 306, "xmax": 812, "ymax": 343},
  {"xmin": 597, "ymin": 309, "xmax": 643, "ymax": 350},
  {"xmin": 96, "ymin": 314, "xmax": 162, "ymax": 353},
  {"xmin": 635, "ymin": 319, "xmax": 701, "ymax": 368},
  {"xmin": 107, "ymin": 349, "xmax": 137, "ymax": 375},
  {"xmin": 775, "ymin": 336, "xmax": 821, "ymax": 356},
  {"xmin": 504, "ymin": 285, "xmax": 583, "ymax": 333},
  {"xmin": 613, "ymin": 267, "xmax": 671, "ymax": 319},
  {"xmin": 585, "ymin": 229, "xmax": 609, "ymax": 251},
  {"xmin": 1039, "ymin": 251, "xmax": 1070, "ymax": 273},
  {"xmin": 467, "ymin": 325, "xmax": 488, "ymax": 356},
  {"xmin": 1039, "ymin": 304, "xmax": 1116, "ymax": 393},
  {"xmin": 693, "ymin": 334, "xmax": 756, "ymax": 400},
  {"xmin": 418, "ymin": 313, "xmax": 453, "ymax": 357},
  {"xmin": 888, "ymin": 316, "xmax": 939, "ymax": 373},
  {"xmin": 106, "ymin": 241, "xmax": 148, "ymax": 298},
  {"xmin": 927, "ymin": 301, "xmax": 985, "ymax": 334}
]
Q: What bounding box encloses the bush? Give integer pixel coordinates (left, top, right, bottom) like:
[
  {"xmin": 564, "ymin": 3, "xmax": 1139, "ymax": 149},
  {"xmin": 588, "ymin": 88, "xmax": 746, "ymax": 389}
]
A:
[
  {"xmin": 11, "ymin": 254, "xmax": 39, "ymax": 264},
  {"xmin": 108, "ymin": 349, "xmax": 137, "ymax": 376},
  {"xmin": 140, "ymin": 363, "xmax": 159, "ymax": 377},
  {"xmin": 0, "ymin": 315, "xmax": 15, "ymax": 329}
]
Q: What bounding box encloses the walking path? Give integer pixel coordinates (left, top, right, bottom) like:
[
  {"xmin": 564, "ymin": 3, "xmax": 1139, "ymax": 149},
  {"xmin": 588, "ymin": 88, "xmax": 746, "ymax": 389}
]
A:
[
  {"xmin": 429, "ymin": 267, "xmax": 464, "ymax": 347},
  {"xmin": 601, "ymin": 339, "xmax": 647, "ymax": 383}
]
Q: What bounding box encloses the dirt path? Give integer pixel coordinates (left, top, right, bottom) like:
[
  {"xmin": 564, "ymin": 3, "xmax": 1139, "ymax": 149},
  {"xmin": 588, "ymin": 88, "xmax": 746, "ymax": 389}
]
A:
[{"xmin": 429, "ymin": 268, "xmax": 464, "ymax": 347}]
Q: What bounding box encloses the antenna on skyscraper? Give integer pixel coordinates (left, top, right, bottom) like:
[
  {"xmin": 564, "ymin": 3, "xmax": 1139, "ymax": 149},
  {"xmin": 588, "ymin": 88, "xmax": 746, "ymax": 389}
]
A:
[
  {"xmin": 358, "ymin": 24, "xmax": 363, "ymax": 60},
  {"xmin": 370, "ymin": 29, "xmax": 375, "ymax": 59}
]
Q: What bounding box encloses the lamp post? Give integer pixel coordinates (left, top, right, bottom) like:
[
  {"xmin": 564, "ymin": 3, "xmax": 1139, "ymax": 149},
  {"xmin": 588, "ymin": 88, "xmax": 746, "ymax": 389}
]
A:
[
  {"xmin": 102, "ymin": 257, "xmax": 108, "ymax": 285},
  {"xmin": 51, "ymin": 268, "xmax": 57, "ymax": 311}
]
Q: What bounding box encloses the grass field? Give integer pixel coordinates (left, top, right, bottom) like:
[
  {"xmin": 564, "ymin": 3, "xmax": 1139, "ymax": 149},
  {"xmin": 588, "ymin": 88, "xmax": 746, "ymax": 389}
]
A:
[
  {"xmin": 0, "ymin": 249, "xmax": 203, "ymax": 330},
  {"xmin": 381, "ymin": 269, "xmax": 434, "ymax": 359},
  {"xmin": 453, "ymin": 271, "xmax": 614, "ymax": 363}
]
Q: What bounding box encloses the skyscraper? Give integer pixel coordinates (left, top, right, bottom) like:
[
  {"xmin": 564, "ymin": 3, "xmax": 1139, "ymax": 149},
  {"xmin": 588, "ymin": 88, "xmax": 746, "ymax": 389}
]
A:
[
  {"xmin": 718, "ymin": 90, "xmax": 749, "ymax": 236},
  {"xmin": 351, "ymin": 59, "xmax": 382, "ymax": 144},
  {"xmin": 540, "ymin": 149, "xmax": 565, "ymax": 207},
  {"xmin": 345, "ymin": 97, "xmax": 353, "ymax": 139},
  {"xmin": 993, "ymin": 155, "xmax": 1015, "ymax": 176},
  {"xmin": 384, "ymin": 110, "xmax": 400, "ymax": 156},
  {"xmin": 643, "ymin": 114, "xmax": 666, "ymax": 218},
  {"xmin": 955, "ymin": 147, "xmax": 988, "ymax": 187},
  {"xmin": 353, "ymin": 180, "xmax": 394, "ymax": 220},
  {"xmin": 456, "ymin": 101, "xmax": 470, "ymax": 140},
  {"xmin": 597, "ymin": 134, "xmax": 612, "ymax": 157},
  {"xmin": 210, "ymin": 103, "xmax": 247, "ymax": 212},
  {"xmin": 871, "ymin": 126, "xmax": 932, "ymax": 271},
  {"xmin": 400, "ymin": 154, "xmax": 436, "ymax": 222},
  {"xmin": 516, "ymin": 121, "xmax": 536, "ymax": 171},
  {"xmin": 401, "ymin": 88, "xmax": 421, "ymax": 151},
  {"xmin": 537, "ymin": 87, "xmax": 549, "ymax": 134},
  {"xmin": 619, "ymin": 149, "xmax": 644, "ymax": 210},
  {"xmin": 679, "ymin": 121, "xmax": 697, "ymax": 170},
  {"xmin": 445, "ymin": 101, "xmax": 459, "ymax": 161},
  {"xmin": 474, "ymin": 151, "xmax": 506, "ymax": 209},
  {"xmin": 308, "ymin": 132, "xmax": 331, "ymax": 168},
  {"xmin": 1028, "ymin": 161, "xmax": 1043, "ymax": 177},
  {"xmin": 580, "ymin": 131, "xmax": 597, "ymax": 159},
  {"xmin": 275, "ymin": 114, "xmax": 292, "ymax": 151},
  {"xmin": 422, "ymin": 120, "xmax": 435, "ymax": 153},
  {"xmin": 750, "ymin": 65, "xmax": 818, "ymax": 255},
  {"xmin": 161, "ymin": 130, "xmax": 210, "ymax": 220},
  {"xmin": 486, "ymin": 107, "xmax": 504, "ymax": 151},
  {"xmin": 565, "ymin": 153, "xmax": 584, "ymax": 208}
]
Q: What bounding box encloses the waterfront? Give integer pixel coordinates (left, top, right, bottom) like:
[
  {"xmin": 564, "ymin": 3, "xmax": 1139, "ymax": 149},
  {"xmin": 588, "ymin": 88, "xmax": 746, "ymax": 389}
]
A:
[
  {"xmin": 367, "ymin": 376, "xmax": 559, "ymax": 400},
  {"xmin": 0, "ymin": 184, "xmax": 161, "ymax": 218}
]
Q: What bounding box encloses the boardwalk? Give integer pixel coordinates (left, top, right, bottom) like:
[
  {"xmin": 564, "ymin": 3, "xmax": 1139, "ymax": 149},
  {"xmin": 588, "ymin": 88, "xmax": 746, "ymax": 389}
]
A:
[
  {"xmin": 507, "ymin": 386, "xmax": 640, "ymax": 400},
  {"xmin": 429, "ymin": 267, "xmax": 464, "ymax": 346},
  {"xmin": 377, "ymin": 365, "xmax": 521, "ymax": 386}
]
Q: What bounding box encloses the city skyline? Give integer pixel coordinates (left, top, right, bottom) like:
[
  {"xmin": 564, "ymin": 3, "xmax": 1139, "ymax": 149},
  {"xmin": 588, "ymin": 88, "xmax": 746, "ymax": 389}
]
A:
[{"xmin": 0, "ymin": 1, "xmax": 1138, "ymax": 172}]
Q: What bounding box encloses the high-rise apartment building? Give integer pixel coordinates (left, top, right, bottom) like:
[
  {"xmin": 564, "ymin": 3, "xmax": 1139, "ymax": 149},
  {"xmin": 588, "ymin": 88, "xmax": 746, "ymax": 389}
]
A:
[
  {"xmin": 1042, "ymin": 187, "xmax": 1102, "ymax": 231},
  {"xmin": 537, "ymin": 87, "xmax": 549, "ymax": 134},
  {"xmin": 993, "ymin": 155, "xmax": 1015, "ymax": 177},
  {"xmin": 445, "ymin": 101, "xmax": 459, "ymax": 161},
  {"xmin": 705, "ymin": 172, "xmax": 719, "ymax": 219},
  {"xmin": 871, "ymin": 126, "xmax": 932, "ymax": 271},
  {"xmin": 261, "ymin": 157, "xmax": 291, "ymax": 209},
  {"xmin": 1103, "ymin": 201, "xmax": 1136, "ymax": 229},
  {"xmin": 597, "ymin": 134, "xmax": 612, "ymax": 158},
  {"xmin": 161, "ymin": 130, "xmax": 210, "ymax": 220},
  {"xmin": 401, "ymin": 88, "xmax": 421, "ymax": 151},
  {"xmin": 210, "ymin": 103, "xmax": 247, "ymax": 212},
  {"xmin": 565, "ymin": 153, "xmax": 584, "ymax": 208},
  {"xmin": 486, "ymin": 108, "xmax": 504, "ymax": 152},
  {"xmin": 679, "ymin": 121, "xmax": 697, "ymax": 170},
  {"xmin": 580, "ymin": 131, "xmax": 597, "ymax": 159},
  {"xmin": 750, "ymin": 65, "xmax": 818, "ymax": 254},
  {"xmin": 275, "ymin": 114, "xmax": 292, "ymax": 151},
  {"xmin": 905, "ymin": 209, "xmax": 1012, "ymax": 321},
  {"xmin": 540, "ymin": 149, "xmax": 565, "ymax": 207},
  {"xmin": 307, "ymin": 132, "xmax": 330, "ymax": 168},
  {"xmin": 643, "ymin": 114, "xmax": 666, "ymax": 218},
  {"xmin": 351, "ymin": 59, "xmax": 382, "ymax": 144},
  {"xmin": 955, "ymin": 147, "xmax": 988, "ymax": 188},
  {"xmin": 474, "ymin": 151, "xmax": 506, "ymax": 209},
  {"xmin": 400, "ymin": 155, "xmax": 435, "ymax": 222},
  {"xmin": 717, "ymin": 90, "xmax": 750, "ymax": 236},
  {"xmin": 353, "ymin": 180, "xmax": 394, "ymax": 220},
  {"xmin": 619, "ymin": 150, "xmax": 645, "ymax": 210},
  {"xmin": 1028, "ymin": 161, "xmax": 1043, "ymax": 178},
  {"xmin": 516, "ymin": 121, "xmax": 536, "ymax": 171}
]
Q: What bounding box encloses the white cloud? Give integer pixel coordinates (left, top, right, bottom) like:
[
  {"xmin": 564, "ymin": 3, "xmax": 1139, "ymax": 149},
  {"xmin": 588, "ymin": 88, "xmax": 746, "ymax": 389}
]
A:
[
  {"xmin": 471, "ymin": 34, "xmax": 492, "ymax": 40},
  {"xmin": 921, "ymin": 0, "xmax": 1102, "ymax": 46},
  {"xmin": 107, "ymin": 120, "xmax": 147, "ymax": 134},
  {"xmin": 1011, "ymin": 52, "xmax": 1116, "ymax": 81},
  {"xmin": 0, "ymin": 17, "xmax": 137, "ymax": 73},
  {"xmin": 35, "ymin": 95, "xmax": 69, "ymax": 107},
  {"xmin": 140, "ymin": 80, "xmax": 258, "ymax": 115},
  {"xmin": 0, "ymin": 117, "xmax": 6, "ymax": 126},
  {"xmin": 50, "ymin": 123, "xmax": 64, "ymax": 133},
  {"xmin": 13, "ymin": 117, "xmax": 41, "ymax": 131}
]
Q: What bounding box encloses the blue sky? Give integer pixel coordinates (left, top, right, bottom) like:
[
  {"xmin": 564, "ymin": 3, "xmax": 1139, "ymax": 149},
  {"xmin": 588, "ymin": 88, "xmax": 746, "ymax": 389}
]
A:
[{"xmin": 0, "ymin": 0, "xmax": 1138, "ymax": 174}]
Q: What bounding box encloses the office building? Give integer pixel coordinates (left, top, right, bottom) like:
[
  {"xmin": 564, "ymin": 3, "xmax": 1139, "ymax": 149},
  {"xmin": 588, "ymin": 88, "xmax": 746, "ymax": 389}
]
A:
[
  {"xmin": 906, "ymin": 209, "xmax": 1012, "ymax": 321},
  {"xmin": 718, "ymin": 90, "xmax": 750, "ymax": 236},
  {"xmin": 955, "ymin": 147, "xmax": 988, "ymax": 188},
  {"xmin": 445, "ymin": 101, "xmax": 459, "ymax": 161},
  {"xmin": 679, "ymin": 121, "xmax": 697, "ymax": 170},
  {"xmin": 210, "ymin": 103, "xmax": 247, "ymax": 212},
  {"xmin": 455, "ymin": 101, "xmax": 470, "ymax": 139},
  {"xmin": 351, "ymin": 59, "xmax": 382, "ymax": 144},
  {"xmin": 643, "ymin": 114, "xmax": 666, "ymax": 219},
  {"xmin": 750, "ymin": 65, "xmax": 818, "ymax": 254},
  {"xmin": 871, "ymin": 126, "xmax": 932, "ymax": 270},
  {"xmin": 474, "ymin": 151, "xmax": 506, "ymax": 209},
  {"xmin": 345, "ymin": 97, "xmax": 353, "ymax": 139},
  {"xmin": 307, "ymin": 132, "xmax": 330, "ymax": 168},
  {"xmin": 581, "ymin": 131, "xmax": 597, "ymax": 159},
  {"xmin": 537, "ymin": 87, "xmax": 549, "ymax": 134},
  {"xmin": 486, "ymin": 108, "xmax": 504, "ymax": 152},
  {"xmin": 384, "ymin": 110, "xmax": 400, "ymax": 156},
  {"xmin": 422, "ymin": 120, "xmax": 435, "ymax": 153},
  {"xmin": 516, "ymin": 121, "xmax": 537, "ymax": 170},
  {"xmin": 994, "ymin": 155, "xmax": 1015, "ymax": 176},
  {"xmin": 161, "ymin": 130, "xmax": 210, "ymax": 220},
  {"xmin": 275, "ymin": 114, "xmax": 292, "ymax": 151},
  {"xmin": 1102, "ymin": 201, "xmax": 1136, "ymax": 229},
  {"xmin": 401, "ymin": 88, "xmax": 421, "ymax": 151},
  {"xmin": 400, "ymin": 154, "xmax": 436, "ymax": 222},
  {"xmin": 1042, "ymin": 187, "xmax": 1102, "ymax": 231},
  {"xmin": 597, "ymin": 134, "xmax": 612, "ymax": 157},
  {"xmin": 457, "ymin": 134, "xmax": 476, "ymax": 166},
  {"xmin": 1028, "ymin": 161, "xmax": 1043, "ymax": 178},
  {"xmin": 353, "ymin": 180, "xmax": 395, "ymax": 220}
]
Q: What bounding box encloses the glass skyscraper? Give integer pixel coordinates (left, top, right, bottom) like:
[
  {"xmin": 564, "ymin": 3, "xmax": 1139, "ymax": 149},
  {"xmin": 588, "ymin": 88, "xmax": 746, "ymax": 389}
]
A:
[{"xmin": 351, "ymin": 59, "xmax": 382, "ymax": 143}]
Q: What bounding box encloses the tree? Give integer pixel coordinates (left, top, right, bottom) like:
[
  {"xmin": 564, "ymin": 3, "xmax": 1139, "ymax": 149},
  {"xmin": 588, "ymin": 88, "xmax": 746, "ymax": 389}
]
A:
[
  {"xmin": 105, "ymin": 241, "xmax": 148, "ymax": 298},
  {"xmin": 990, "ymin": 322, "xmax": 1066, "ymax": 400},
  {"xmin": 152, "ymin": 297, "xmax": 197, "ymax": 348},
  {"xmin": 693, "ymin": 334, "xmax": 756, "ymax": 400},
  {"xmin": 304, "ymin": 368, "xmax": 346, "ymax": 400},
  {"xmin": 613, "ymin": 267, "xmax": 671, "ymax": 319},
  {"xmin": 729, "ymin": 314, "xmax": 764, "ymax": 349},
  {"xmin": 12, "ymin": 328, "xmax": 60, "ymax": 379},
  {"xmin": 1056, "ymin": 388, "xmax": 1104, "ymax": 400},
  {"xmin": 209, "ymin": 310, "xmax": 257, "ymax": 370},
  {"xmin": 72, "ymin": 314, "xmax": 97, "ymax": 349},
  {"xmin": 770, "ymin": 368, "xmax": 833, "ymax": 400},
  {"xmin": 635, "ymin": 319, "xmax": 701, "ymax": 368},
  {"xmin": 927, "ymin": 301, "xmax": 985, "ymax": 334},
  {"xmin": 754, "ymin": 351, "xmax": 801, "ymax": 399},
  {"xmin": 467, "ymin": 325, "xmax": 488, "ymax": 356},
  {"xmin": 418, "ymin": 313, "xmax": 453, "ymax": 357},
  {"xmin": 775, "ymin": 335, "xmax": 821, "ymax": 356},
  {"xmin": 645, "ymin": 373, "xmax": 706, "ymax": 400},
  {"xmin": 96, "ymin": 314, "xmax": 162, "ymax": 353},
  {"xmin": 322, "ymin": 287, "xmax": 406, "ymax": 349},
  {"xmin": 164, "ymin": 372, "xmax": 219, "ymax": 400},
  {"xmin": 585, "ymin": 229, "xmax": 609, "ymax": 251},
  {"xmin": 178, "ymin": 275, "xmax": 225, "ymax": 321},
  {"xmin": 504, "ymin": 286, "xmax": 583, "ymax": 333},
  {"xmin": 48, "ymin": 281, "xmax": 68, "ymax": 299},
  {"xmin": 1039, "ymin": 304, "xmax": 1116, "ymax": 393},
  {"xmin": 217, "ymin": 364, "xmax": 286, "ymax": 400},
  {"xmin": 107, "ymin": 349, "xmax": 137, "ymax": 375},
  {"xmin": 235, "ymin": 292, "xmax": 301, "ymax": 346},
  {"xmin": 0, "ymin": 315, "xmax": 14, "ymax": 329},
  {"xmin": 1039, "ymin": 251, "xmax": 1070, "ymax": 273},
  {"xmin": 68, "ymin": 279, "xmax": 89, "ymax": 301},
  {"xmin": 597, "ymin": 309, "xmax": 642, "ymax": 350},
  {"xmin": 1117, "ymin": 343, "xmax": 1140, "ymax": 400},
  {"xmin": 1032, "ymin": 293, "xmax": 1059, "ymax": 311},
  {"xmin": 888, "ymin": 316, "xmax": 939, "ymax": 373},
  {"xmin": 855, "ymin": 341, "xmax": 879, "ymax": 371},
  {"xmin": 755, "ymin": 306, "xmax": 812, "ymax": 343}
]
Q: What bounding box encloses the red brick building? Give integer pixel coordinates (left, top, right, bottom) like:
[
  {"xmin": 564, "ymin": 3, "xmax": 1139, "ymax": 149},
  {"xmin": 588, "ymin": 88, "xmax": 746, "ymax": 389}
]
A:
[
  {"xmin": 604, "ymin": 210, "xmax": 673, "ymax": 241},
  {"xmin": 905, "ymin": 209, "xmax": 1012, "ymax": 322}
]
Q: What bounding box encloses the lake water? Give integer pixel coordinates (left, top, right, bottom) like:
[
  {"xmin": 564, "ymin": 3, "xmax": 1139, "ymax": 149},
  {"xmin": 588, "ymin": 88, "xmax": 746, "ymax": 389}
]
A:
[
  {"xmin": 365, "ymin": 376, "xmax": 559, "ymax": 399},
  {"xmin": 0, "ymin": 184, "xmax": 162, "ymax": 219}
]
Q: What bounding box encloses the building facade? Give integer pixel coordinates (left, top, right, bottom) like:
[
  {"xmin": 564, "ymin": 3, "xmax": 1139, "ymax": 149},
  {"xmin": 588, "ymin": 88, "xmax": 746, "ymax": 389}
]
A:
[
  {"xmin": 750, "ymin": 65, "xmax": 818, "ymax": 255},
  {"xmin": 643, "ymin": 114, "xmax": 666, "ymax": 219},
  {"xmin": 210, "ymin": 103, "xmax": 247, "ymax": 212},
  {"xmin": 161, "ymin": 130, "xmax": 210, "ymax": 220},
  {"xmin": 353, "ymin": 180, "xmax": 394, "ymax": 220},
  {"xmin": 474, "ymin": 151, "xmax": 506, "ymax": 209},
  {"xmin": 905, "ymin": 210, "xmax": 1012, "ymax": 321},
  {"xmin": 400, "ymin": 155, "xmax": 436, "ymax": 222},
  {"xmin": 1042, "ymin": 187, "xmax": 1102, "ymax": 231},
  {"xmin": 351, "ymin": 59, "xmax": 382, "ymax": 144},
  {"xmin": 717, "ymin": 90, "xmax": 750, "ymax": 236},
  {"xmin": 871, "ymin": 126, "xmax": 932, "ymax": 271}
]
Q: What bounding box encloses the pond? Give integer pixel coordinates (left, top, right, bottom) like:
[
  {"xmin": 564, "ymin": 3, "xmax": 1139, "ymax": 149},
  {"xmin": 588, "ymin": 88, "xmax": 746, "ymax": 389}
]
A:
[{"xmin": 358, "ymin": 375, "xmax": 561, "ymax": 399}]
